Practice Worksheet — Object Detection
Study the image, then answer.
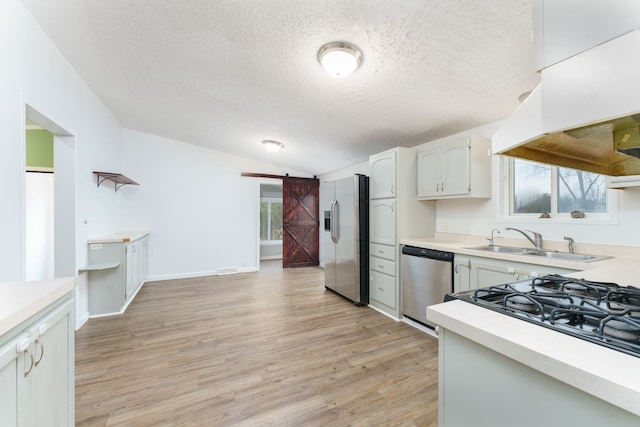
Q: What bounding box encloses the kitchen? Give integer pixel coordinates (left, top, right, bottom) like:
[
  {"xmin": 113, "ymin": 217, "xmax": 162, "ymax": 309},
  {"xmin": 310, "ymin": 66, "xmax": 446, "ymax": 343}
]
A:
[{"xmin": 2, "ymin": 0, "xmax": 640, "ymax": 426}]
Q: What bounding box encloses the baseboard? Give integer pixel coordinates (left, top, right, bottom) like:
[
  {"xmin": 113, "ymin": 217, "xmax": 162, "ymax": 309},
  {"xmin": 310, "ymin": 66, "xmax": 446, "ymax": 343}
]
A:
[
  {"xmin": 147, "ymin": 267, "xmax": 257, "ymax": 282},
  {"xmin": 367, "ymin": 304, "xmax": 401, "ymax": 321},
  {"xmin": 76, "ymin": 311, "xmax": 90, "ymax": 330}
]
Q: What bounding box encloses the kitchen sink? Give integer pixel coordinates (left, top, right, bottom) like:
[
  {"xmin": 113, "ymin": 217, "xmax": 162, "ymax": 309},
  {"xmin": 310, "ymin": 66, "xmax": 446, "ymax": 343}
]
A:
[
  {"xmin": 464, "ymin": 245, "xmax": 530, "ymax": 254},
  {"xmin": 518, "ymin": 250, "xmax": 610, "ymax": 263},
  {"xmin": 464, "ymin": 245, "xmax": 610, "ymax": 263}
]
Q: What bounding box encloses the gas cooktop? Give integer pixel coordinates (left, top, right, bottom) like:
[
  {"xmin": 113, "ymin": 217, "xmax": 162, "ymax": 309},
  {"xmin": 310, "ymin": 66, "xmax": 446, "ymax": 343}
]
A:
[{"xmin": 445, "ymin": 274, "xmax": 640, "ymax": 358}]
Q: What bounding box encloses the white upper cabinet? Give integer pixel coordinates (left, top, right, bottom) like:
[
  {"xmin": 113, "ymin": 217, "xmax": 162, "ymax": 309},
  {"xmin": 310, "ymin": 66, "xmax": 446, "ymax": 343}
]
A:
[
  {"xmin": 417, "ymin": 135, "xmax": 492, "ymax": 200},
  {"xmin": 369, "ymin": 150, "xmax": 396, "ymax": 199}
]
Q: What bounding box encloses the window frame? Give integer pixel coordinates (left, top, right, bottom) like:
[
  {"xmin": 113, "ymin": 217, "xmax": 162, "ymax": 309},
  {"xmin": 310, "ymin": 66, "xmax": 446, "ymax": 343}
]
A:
[{"xmin": 500, "ymin": 157, "xmax": 618, "ymax": 224}]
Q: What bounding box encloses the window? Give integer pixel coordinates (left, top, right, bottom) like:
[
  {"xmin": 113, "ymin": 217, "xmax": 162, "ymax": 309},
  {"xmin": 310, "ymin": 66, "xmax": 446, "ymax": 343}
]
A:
[
  {"xmin": 507, "ymin": 158, "xmax": 612, "ymax": 219},
  {"xmin": 260, "ymin": 198, "xmax": 283, "ymax": 242}
]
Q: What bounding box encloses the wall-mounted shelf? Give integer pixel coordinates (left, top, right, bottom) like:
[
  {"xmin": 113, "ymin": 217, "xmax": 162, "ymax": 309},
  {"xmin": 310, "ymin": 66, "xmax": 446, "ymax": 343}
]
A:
[{"xmin": 93, "ymin": 171, "xmax": 139, "ymax": 192}]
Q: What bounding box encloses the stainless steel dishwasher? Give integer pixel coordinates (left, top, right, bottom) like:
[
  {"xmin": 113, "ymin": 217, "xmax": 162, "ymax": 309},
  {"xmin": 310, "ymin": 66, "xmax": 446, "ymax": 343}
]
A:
[{"xmin": 401, "ymin": 245, "xmax": 454, "ymax": 328}]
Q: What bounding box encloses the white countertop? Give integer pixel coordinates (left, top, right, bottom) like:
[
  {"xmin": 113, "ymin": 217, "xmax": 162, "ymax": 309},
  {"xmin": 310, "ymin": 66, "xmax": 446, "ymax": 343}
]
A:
[
  {"xmin": 87, "ymin": 230, "xmax": 150, "ymax": 244},
  {"xmin": 0, "ymin": 277, "xmax": 74, "ymax": 337},
  {"xmin": 401, "ymin": 235, "xmax": 640, "ymax": 285},
  {"xmin": 427, "ymin": 300, "xmax": 640, "ymax": 416}
]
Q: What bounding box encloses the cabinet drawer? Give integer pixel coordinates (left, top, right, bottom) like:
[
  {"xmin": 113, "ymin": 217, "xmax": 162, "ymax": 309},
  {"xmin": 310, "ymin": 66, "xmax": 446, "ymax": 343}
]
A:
[
  {"xmin": 370, "ymin": 243, "xmax": 396, "ymax": 261},
  {"xmin": 370, "ymin": 270, "xmax": 396, "ymax": 308},
  {"xmin": 371, "ymin": 257, "xmax": 396, "ymax": 275}
]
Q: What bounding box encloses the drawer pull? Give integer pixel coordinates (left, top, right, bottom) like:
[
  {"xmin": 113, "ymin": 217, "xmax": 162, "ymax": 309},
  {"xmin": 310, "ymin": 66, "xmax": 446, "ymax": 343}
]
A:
[
  {"xmin": 34, "ymin": 339, "xmax": 44, "ymax": 367},
  {"xmin": 378, "ymin": 287, "xmax": 384, "ymax": 292},
  {"xmin": 378, "ymin": 264, "xmax": 384, "ymax": 269},
  {"xmin": 23, "ymin": 349, "xmax": 34, "ymax": 377}
]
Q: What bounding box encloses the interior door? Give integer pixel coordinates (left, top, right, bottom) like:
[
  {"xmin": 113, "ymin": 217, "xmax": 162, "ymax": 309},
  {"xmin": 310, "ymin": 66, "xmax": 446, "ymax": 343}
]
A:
[{"xmin": 282, "ymin": 177, "xmax": 319, "ymax": 268}]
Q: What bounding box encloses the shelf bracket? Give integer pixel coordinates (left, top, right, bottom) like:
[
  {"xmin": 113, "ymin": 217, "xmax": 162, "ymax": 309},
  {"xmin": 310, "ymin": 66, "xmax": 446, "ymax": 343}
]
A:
[{"xmin": 93, "ymin": 171, "xmax": 139, "ymax": 192}]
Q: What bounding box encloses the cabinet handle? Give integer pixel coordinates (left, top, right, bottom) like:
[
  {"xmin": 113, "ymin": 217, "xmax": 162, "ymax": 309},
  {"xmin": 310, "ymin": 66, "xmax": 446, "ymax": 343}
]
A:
[
  {"xmin": 440, "ymin": 182, "xmax": 444, "ymax": 192},
  {"xmin": 23, "ymin": 349, "xmax": 34, "ymax": 377},
  {"xmin": 378, "ymin": 264, "xmax": 384, "ymax": 269},
  {"xmin": 435, "ymin": 183, "xmax": 439, "ymax": 192},
  {"xmin": 390, "ymin": 185, "xmax": 394, "ymax": 195},
  {"xmin": 378, "ymin": 287, "xmax": 384, "ymax": 292},
  {"xmin": 34, "ymin": 339, "xmax": 44, "ymax": 367},
  {"xmin": 378, "ymin": 249, "xmax": 384, "ymax": 254},
  {"xmin": 454, "ymin": 263, "xmax": 458, "ymax": 274}
]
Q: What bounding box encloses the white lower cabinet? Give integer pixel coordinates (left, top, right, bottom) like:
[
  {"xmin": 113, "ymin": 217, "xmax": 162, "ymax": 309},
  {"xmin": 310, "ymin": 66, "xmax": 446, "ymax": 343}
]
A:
[
  {"xmin": 0, "ymin": 295, "xmax": 74, "ymax": 427},
  {"xmin": 439, "ymin": 329, "xmax": 640, "ymax": 426},
  {"xmin": 370, "ymin": 269, "xmax": 397, "ymax": 309},
  {"xmin": 85, "ymin": 233, "xmax": 149, "ymax": 316},
  {"xmin": 454, "ymin": 254, "xmax": 577, "ymax": 292}
]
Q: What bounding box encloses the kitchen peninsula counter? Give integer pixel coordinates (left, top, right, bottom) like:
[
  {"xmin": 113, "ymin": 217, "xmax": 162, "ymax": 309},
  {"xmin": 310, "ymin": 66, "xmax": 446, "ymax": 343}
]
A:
[
  {"xmin": 0, "ymin": 277, "xmax": 74, "ymax": 337},
  {"xmin": 428, "ymin": 300, "xmax": 640, "ymax": 419}
]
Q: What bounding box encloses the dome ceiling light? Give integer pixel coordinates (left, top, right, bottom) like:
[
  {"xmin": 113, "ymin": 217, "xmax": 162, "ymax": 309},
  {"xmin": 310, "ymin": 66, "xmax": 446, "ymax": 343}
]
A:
[
  {"xmin": 317, "ymin": 42, "xmax": 362, "ymax": 78},
  {"xmin": 262, "ymin": 139, "xmax": 284, "ymax": 152}
]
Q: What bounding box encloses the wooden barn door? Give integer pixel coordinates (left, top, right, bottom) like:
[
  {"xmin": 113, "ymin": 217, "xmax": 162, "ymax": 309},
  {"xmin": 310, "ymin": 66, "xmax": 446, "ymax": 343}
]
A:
[{"xmin": 282, "ymin": 177, "xmax": 319, "ymax": 268}]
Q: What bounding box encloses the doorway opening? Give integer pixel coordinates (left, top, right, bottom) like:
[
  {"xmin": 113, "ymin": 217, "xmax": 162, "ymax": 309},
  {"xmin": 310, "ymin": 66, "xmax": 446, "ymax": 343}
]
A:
[{"xmin": 24, "ymin": 105, "xmax": 76, "ymax": 280}]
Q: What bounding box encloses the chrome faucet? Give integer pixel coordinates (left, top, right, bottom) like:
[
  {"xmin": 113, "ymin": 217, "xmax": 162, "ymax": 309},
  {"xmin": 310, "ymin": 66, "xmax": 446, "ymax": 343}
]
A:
[
  {"xmin": 505, "ymin": 227, "xmax": 543, "ymax": 250},
  {"xmin": 487, "ymin": 228, "xmax": 500, "ymax": 246},
  {"xmin": 564, "ymin": 236, "xmax": 575, "ymax": 254}
]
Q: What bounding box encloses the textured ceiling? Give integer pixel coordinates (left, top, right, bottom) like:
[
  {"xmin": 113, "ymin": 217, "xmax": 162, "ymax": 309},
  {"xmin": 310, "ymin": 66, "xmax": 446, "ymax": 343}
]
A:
[{"xmin": 21, "ymin": 0, "xmax": 539, "ymax": 175}]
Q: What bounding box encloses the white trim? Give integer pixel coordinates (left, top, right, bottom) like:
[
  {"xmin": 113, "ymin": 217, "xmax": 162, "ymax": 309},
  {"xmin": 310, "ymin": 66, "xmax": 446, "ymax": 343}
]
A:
[
  {"xmin": 146, "ymin": 266, "xmax": 257, "ymax": 282},
  {"xmin": 260, "ymin": 255, "xmax": 282, "ymax": 261},
  {"xmin": 367, "ymin": 304, "xmax": 401, "ymax": 321}
]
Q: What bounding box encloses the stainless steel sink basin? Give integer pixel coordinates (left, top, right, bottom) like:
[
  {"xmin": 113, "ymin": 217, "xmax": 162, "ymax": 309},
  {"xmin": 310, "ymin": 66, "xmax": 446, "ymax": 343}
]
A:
[
  {"xmin": 519, "ymin": 250, "xmax": 611, "ymax": 263},
  {"xmin": 464, "ymin": 245, "xmax": 529, "ymax": 254},
  {"xmin": 464, "ymin": 245, "xmax": 610, "ymax": 263}
]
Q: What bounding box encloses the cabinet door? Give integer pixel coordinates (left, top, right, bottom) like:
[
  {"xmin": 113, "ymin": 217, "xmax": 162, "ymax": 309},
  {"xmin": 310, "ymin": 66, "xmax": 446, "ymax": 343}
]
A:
[
  {"xmin": 471, "ymin": 258, "xmax": 519, "ymax": 289},
  {"xmin": 0, "ymin": 336, "xmax": 21, "ymax": 427},
  {"xmin": 125, "ymin": 242, "xmax": 138, "ymax": 299},
  {"xmin": 453, "ymin": 256, "xmax": 472, "ymax": 292},
  {"xmin": 28, "ymin": 300, "xmax": 73, "ymax": 427},
  {"xmin": 370, "ymin": 200, "xmax": 396, "ymax": 245},
  {"xmin": 370, "ymin": 151, "xmax": 396, "ymax": 199},
  {"xmin": 441, "ymin": 140, "xmax": 470, "ymax": 196},
  {"xmin": 417, "ymin": 149, "xmax": 440, "ymax": 198}
]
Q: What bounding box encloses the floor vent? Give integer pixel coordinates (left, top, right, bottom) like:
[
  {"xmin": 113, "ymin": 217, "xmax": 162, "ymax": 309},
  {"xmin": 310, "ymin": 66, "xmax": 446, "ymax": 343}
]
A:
[{"xmin": 217, "ymin": 267, "xmax": 238, "ymax": 275}]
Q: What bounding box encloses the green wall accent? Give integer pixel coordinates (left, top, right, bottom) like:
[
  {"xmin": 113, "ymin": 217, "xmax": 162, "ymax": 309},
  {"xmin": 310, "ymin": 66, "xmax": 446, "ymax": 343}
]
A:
[{"xmin": 26, "ymin": 129, "xmax": 54, "ymax": 168}]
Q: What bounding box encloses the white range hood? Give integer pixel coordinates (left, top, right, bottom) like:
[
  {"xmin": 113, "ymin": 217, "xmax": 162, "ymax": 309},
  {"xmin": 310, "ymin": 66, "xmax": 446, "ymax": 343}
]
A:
[{"xmin": 493, "ymin": 29, "xmax": 640, "ymax": 176}]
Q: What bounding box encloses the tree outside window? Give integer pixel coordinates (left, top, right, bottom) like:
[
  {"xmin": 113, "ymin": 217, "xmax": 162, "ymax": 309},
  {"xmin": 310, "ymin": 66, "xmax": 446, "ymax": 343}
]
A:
[
  {"xmin": 260, "ymin": 199, "xmax": 283, "ymax": 241},
  {"xmin": 511, "ymin": 159, "xmax": 607, "ymax": 215}
]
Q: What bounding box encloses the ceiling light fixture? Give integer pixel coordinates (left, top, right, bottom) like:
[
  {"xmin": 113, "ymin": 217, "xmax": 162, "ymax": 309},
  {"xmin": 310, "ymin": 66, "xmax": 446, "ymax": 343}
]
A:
[
  {"xmin": 262, "ymin": 140, "xmax": 284, "ymax": 152},
  {"xmin": 317, "ymin": 42, "xmax": 362, "ymax": 78}
]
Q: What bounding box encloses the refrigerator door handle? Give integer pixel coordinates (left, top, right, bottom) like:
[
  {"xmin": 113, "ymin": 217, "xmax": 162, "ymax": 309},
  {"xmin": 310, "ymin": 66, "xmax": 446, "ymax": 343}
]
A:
[{"xmin": 330, "ymin": 200, "xmax": 338, "ymax": 244}]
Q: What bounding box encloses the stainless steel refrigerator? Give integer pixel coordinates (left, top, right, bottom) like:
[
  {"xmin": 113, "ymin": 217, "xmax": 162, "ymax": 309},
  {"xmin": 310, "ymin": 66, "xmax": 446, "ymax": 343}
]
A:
[{"xmin": 324, "ymin": 175, "xmax": 369, "ymax": 305}]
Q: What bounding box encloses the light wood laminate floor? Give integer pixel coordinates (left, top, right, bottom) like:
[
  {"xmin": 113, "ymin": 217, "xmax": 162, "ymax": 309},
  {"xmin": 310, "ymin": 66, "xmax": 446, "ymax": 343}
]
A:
[{"xmin": 75, "ymin": 262, "xmax": 439, "ymax": 426}]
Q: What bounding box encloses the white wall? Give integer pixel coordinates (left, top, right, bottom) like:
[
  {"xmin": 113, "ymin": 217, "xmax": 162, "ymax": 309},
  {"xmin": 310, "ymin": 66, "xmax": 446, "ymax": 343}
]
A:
[
  {"xmin": 122, "ymin": 129, "xmax": 311, "ymax": 280},
  {"xmin": 1, "ymin": 0, "xmax": 127, "ymax": 329}
]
